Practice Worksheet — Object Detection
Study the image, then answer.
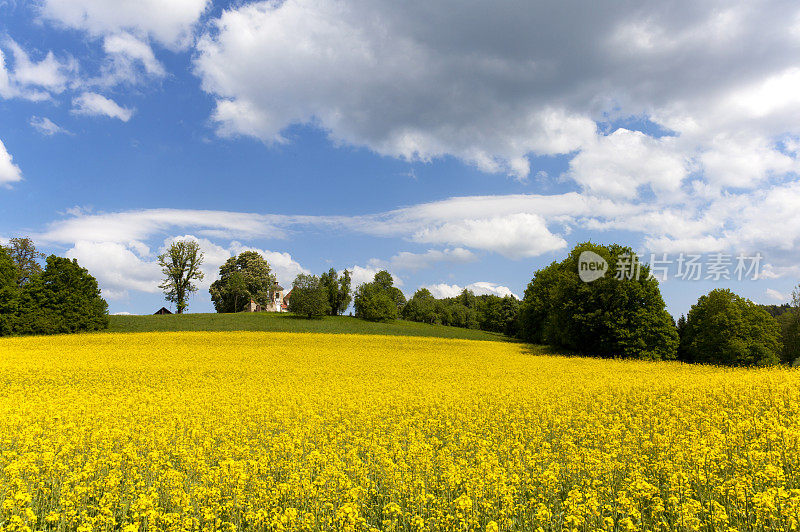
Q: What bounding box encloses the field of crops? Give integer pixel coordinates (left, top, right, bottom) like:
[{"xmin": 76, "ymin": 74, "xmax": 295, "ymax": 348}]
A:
[{"xmin": 1, "ymin": 332, "xmax": 799, "ymax": 532}]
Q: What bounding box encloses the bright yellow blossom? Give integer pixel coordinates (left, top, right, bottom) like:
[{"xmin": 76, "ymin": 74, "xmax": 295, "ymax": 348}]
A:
[{"xmin": 0, "ymin": 331, "xmax": 799, "ymax": 531}]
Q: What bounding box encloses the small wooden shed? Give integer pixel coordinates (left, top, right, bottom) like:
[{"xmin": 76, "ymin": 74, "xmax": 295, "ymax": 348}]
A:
[{"xmin": 154, "ymin": 307, "xmax": 172, "ymax": 315}]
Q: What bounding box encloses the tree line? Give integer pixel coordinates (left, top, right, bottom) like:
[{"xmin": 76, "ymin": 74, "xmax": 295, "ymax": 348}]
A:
[
  {"xmin": 5, "ymin": 235, "xmax": 796, "ymax": 367},
  {"xmin": 517, "ymin": 242, "xmax": 798, "ymax": 366},
  {"xmin": 0, "ymin": 238, "xmax": 108, "ymax": 335},
  {"xmin": 207, "ymin": 251, "xmax": 521, "ymax": 335},
  {"xmin": 210, "ymin": 244, "xmax": 800, "ymax": 366},
  {"xmin": 402, "ymin": 287, "xmax": 520, "ymax": 335}
]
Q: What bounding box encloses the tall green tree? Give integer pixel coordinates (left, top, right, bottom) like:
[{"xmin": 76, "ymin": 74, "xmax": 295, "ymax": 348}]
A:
[
  {"xmin": 447, "ymin": 302, "xmax": 479, "ymax": 329},
  {"xmin": 337, "ymin": 269, "xmax": 352, "ymax": 315},
  {"xmin": 0, "ymin": 247, "xmax": 21, "ymax": 335},
  {"xmin": 457, "ymin": 289, "xmax": 477, "ymax": 309},
  {"xmin": 374, "ymin": 270, "xmax": 394, "ymax": 290},
  {"xmin": 354, "ymin": 283, "xmax": 398, "ymax": 321},
  {"xmin": 402, "ymin": 288, "xmax": 438, "ymax": 324},
  {"xmin": 477, "ymin": 294, "xmax": 520, "ymax": 335},
  {"xmin": 777, "ymin": 284, "xmax": 800, "ymax": 365},
  {"xmin": 158, "ymin": 240, "xmax": 204, "ymax": 314},
  {"xmin": 15, "ymin": 255, "xmax": 108, "ymax": 335},
  {"xmin": 320, "ymin": 268, "xmax": 338, "ymax": 315},
  {"xmin": 288, "ymin": 273, "xmax": 330, "ymax": 318},
  {"xmin": 518, "ymin": 242, "xmax": 678, "ymax": 360},
  {"xmin": 1, "ymin": 237, "xmax": 44, "ymax": 287},
  {"xmin": 676, "ymin": 314, "xmax": 688, "ymax": 361},
  {"xmin": 320, "ymin": 268, "xmax": 353, "ymax": 315},
  {"xmin": 209, "ymin": 251, "xmax": 276, "ymax": 312},
  {"xmin": 354, "ymin": 271, "xmax": 404, "ymax": 321},
  {"xmin": 228, "ymin": 272, "xmax": 249, "ymax": 313},
  {"xmin": 681, "ymin": 289, "xmax": 781, "ymax": 366}
]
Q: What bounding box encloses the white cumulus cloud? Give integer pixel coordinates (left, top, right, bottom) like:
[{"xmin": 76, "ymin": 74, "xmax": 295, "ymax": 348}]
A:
[
  {"xmin": 412, "ymin": 213, "xmax": 566, "ymax": 259},
  {"xmin": 765, "ymin": 288, "xmax": 789, "ymax": 302},
  {"xmin": 567, "ymin": 129, "xmax": 689, "ymax": 199},
  {"xmin": 382, "ymin": 248, "xmax": 477, "ymax": 272},
  {"xmin": 0, "ymin": 139, "xmax": 22, "ymax": 187},
  {"xmin": 30, "ymin": 116, "xmax": 71, "ymax": 136},
  {"xmin": 193, "ymin": 0, "xmax": 599, "ymax": 179},
  {"xmin": 0, "ymin": 40, "xmax": 77, "ymax": 101},
  {"xmin": 39, "ymin": 0, "xmax": 209, "ymax": 49},
  {"xmin": 426, "ymin": 282, "xmax": 519, "ymax": 300},
  {"xmin": 66, "ymin": 240, "xmax": 162, "ymax": 299},
  {"xmin": 71, "ymin": 92, "xmax": 134, "ymax": 121},
  {"xmin": 192, "ymin": 0, "xmax": 800, "ymax": 188},
  {"xmin": 90, "ymin": 32, "xmax": 167, "ymax": 86}
]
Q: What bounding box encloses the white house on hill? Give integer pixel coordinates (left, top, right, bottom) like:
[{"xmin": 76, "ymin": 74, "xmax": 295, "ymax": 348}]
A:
[{"xmin": 246, "ymin": 282, "xmax": 292, "ymax": 313}]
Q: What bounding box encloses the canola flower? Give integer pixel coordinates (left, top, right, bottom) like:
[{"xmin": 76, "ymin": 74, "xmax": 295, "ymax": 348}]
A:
[{"xmin": 0, "ymin": 331, "xmax": 799, "ymax": 532}]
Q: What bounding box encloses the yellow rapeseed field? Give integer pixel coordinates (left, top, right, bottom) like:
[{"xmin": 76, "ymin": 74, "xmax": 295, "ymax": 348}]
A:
[{"xmin": 1, "ymin": 332, "xmax": 799, "ymax": 532}]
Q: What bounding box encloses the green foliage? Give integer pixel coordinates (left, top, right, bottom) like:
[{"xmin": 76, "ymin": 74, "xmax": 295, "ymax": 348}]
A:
[
  {"xmin": 401, "ymin": 288, "xmax": 520, "ymax": 335},
  {"xmin": 456, "ymin": 289, "xmax": 477, "ymax": 309},
  {"xmin": 209, "ymin": 251, "xmax": 276, "ymax": 313},
  {"xmin": 0, "ymin": 243, "xmax": 109, "ymax": 337},
  {"xmin": 158, "ymin": 240, "xmax": 204, "ymax": 314},
  {"xmin": 228, "ymin": 272, "xmax": 249, "ymax": 311},
  {"xmin": 402, "ymin": 288, "xmax": 438, "ymax": 324},
  {"xmin": 778, "ymin": 309, "xmax": 800, "ymax": 365},
  {"xmin": 775, "ymin": 284, "xmax": 800, "ymax": 365},
  {"xmin": 15, "ymin": 255, "xmax": 108, "ymax": 335},
  {"xmin": 374, "ymin": 270, "xmax": 394, "ymax": 290},
  {"xmin": 518, "ymin": 242, "xmax": 678, "ymax": 360},
  {"xmin": 676, "ymin": 314, "xmax": 688, "ymax": 361},
  {"xmin": 0, "ymin": 247, "xmax": 21, "ymax": 335},
  {"xmin": 0, "ymin": 236, "xmax": 44, "ymax": 287},
  {"xmin": 388, "ymin": 286, "xmax": 407, "ymax": 310},
  {"xmin": 758, "ymin": 303, "xmax": 792, "ymax": 318},
  {"xmin": 444, "ymin": 302, "xmax": 479, "ymax": 329},
  {"xmin": 288, "ymin": 273, "xmax": 330, "ymax": 318},
  {"xmin": 319, "ymin": 268, "xmax": 352, "ymax": 316},
  {"xmin": 354, "ymin": 271, "xmax": 402, "ymax": 321},
  {"xmin": 477, "ymin": 295, "xmax": 520, "ymax": 336},
  {"xmin": 354, "ymin": 283, "xmax": 398, "ymax": 322},
  {"xmin": 680, "ymin": 288, "xmax": 782, "ymax": 366}
]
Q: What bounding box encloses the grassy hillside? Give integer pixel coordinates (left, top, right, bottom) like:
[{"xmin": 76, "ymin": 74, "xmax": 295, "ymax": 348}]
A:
[{"xmin": 107, "ymin": 312, "xmax": 511, "ymax": 341}]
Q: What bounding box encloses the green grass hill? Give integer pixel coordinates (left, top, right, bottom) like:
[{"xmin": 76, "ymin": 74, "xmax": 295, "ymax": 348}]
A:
[{"xmin": 108, "ymin": 312, "xmax": 511, "ymax": 342}]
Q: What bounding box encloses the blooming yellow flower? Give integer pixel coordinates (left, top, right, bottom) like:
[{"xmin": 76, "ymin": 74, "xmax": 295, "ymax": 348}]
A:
[{"xmin": 0, "ymin": 331, "xmax": 798, "ymax": 531}]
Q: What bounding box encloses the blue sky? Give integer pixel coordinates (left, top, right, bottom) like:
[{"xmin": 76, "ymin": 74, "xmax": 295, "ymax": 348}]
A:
[{"xmin": 2, "ymin": 0, "xmax": 800, "ymax": 316}]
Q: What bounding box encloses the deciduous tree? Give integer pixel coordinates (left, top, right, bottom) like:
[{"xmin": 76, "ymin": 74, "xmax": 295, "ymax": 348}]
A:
[
  {"xmin": 320, "ymin": 268, "xmax": 353, "ymax": 315},
  {"xmin": 518, "ymin": 242, "xmax": 678, "ymax": 360},
  {"xmin": 158, "ymin": 240, "xmax": 204, "ymax": 314},
  {"xmin": 15, "ymin": 255, "xmax": 108, "ymax": 335},
  {"xmin": 0, "ymin": 247, "xmax": 20, "ymax": 335},
  {"xmin": 402, "ymin": 288, "xmax": 438, "ymax": 324},
  {"xmin": 354, "ymin": 271, "xmax": 403, "ymax": 321},
  {"xmin": 1, "ymin": 237, "xmax": 44, "ymax": 287},
  {"xmin": 681, "ymin": 289, "xmax": 782, "ymax": 366},
  {"xmin": 209, "ymin": 251, "xmax": 275, "ymax": 313},
  {"xmin": 777, "ymin": 284, "xmax": 800, "ymax": 365},
  {"xmin": 288, "ymin": 273, "xmax": 330, "ymax": 318}
]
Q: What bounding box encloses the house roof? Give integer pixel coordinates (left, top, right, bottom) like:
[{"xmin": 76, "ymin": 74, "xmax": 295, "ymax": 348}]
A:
[{"xmin": 274, "ymin": 284, "xmax": 284, "ymax": 292}]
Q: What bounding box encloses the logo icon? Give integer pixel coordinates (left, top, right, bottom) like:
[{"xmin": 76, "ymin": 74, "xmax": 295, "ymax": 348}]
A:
[{"xmin": 578, "ymin": 251, "xmax": 608, "ymax": 283}]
